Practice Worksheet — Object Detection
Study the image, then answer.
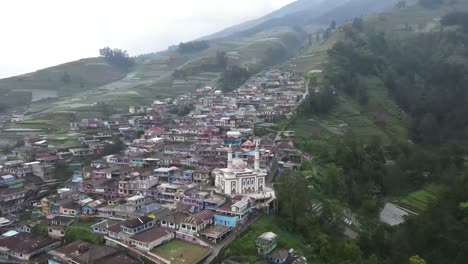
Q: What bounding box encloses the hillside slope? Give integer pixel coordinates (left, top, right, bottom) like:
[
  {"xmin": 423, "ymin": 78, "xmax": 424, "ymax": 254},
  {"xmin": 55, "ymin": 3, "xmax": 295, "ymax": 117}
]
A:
[{"xmin": 0, "ymin": 57, "xmax": 127, "ymax": 96}]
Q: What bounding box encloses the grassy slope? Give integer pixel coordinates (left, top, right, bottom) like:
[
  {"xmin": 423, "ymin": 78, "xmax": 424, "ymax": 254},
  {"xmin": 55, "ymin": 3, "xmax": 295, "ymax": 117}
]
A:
[{"xmin": 0, "ymin": 57, "xmax": 126, "ymax": 96}]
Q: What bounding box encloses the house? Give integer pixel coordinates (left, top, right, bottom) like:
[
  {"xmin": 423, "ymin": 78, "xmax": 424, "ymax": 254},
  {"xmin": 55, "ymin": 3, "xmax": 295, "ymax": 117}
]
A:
[
  {"xmin": 31, "ymin": 163, "xmax": 55, "ymax": 181},
  {"xmin": 0, "ymin": 232, "xmax": 60, "ymax": 261},
  {"xmin": 69, "ymin": 148, "xmax": 94, "ymax": 157},
  {"xmin": 128, "ymin": 227, "xmax": 175, "ymax": 251},
  {"xmin": 256, "ymin": 232, "xmax": 278, "ymax": 255},
  {"xmin": 215, "ymin": 197, "xmax": 251, "ymax": 227},
  {"xmin": 0, "ymin": 188, "xmax": 28, "ymax": 215},
  {"xmin": 267, "ymin": 248, "xmax": 294, "ymax": 264},
  {"xmin": 154, "ymin": 167, "xmax": 179, "ymax": 180},
  {"xmin": 91, "ymin": 219, "xmax": 123, "ymax": 235},
  {"xmin": 81, "ymin": 199, "xmax": 106, "ymax": 214},
  {"xmin": 58, "ymin": 199, "xmax": 81, "ymax": 216},
  {"xmin": 118, "ymin": 216, "xmax": 156, "ymax": 239},
  {"xmin": 160, "ymin": 211, "xmax": 189, "ymax": 230},
  {"xmin": 48, "ymin": 216, "xmax": 76, "ymax": 239},
  {"xmin": 179, "ymin": 210, "xmax": 215, "ymax": 234}
]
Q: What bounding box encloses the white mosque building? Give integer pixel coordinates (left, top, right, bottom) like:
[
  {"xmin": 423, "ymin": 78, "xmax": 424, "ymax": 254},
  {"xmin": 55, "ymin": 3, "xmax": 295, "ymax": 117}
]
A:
[{"xmin": 214, "ymin": 144, "xmax": 268, "ymax": 195}]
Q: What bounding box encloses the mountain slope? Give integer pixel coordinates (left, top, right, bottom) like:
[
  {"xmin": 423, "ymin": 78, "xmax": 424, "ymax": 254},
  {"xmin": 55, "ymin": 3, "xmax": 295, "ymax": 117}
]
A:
[
  {"xmin": 202, "ymin": 0, "xmax": 406, "ymax": 40},
  {"xmin": 200, "ymin": 0, "xmax": 331, "ymax": 40},
  {"xmin": 0, "ymin": 57, "xmax": 127, "ymax": 96}
]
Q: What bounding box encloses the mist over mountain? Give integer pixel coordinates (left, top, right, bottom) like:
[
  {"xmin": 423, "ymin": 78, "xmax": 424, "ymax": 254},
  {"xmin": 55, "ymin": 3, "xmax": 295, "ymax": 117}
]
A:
[{"xmin": 202, "ymin": 0, "xmax": 406, "ymax": 40}]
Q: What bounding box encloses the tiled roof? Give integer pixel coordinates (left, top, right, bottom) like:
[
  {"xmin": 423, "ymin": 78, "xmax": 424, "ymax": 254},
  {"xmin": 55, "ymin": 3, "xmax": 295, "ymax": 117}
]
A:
[
  {"xmin": 131, "ymin": 227, "xmax": 174, "ymax": 243},
  {"xmin": 182, "ymin": 210, "xmax": 214, "ymax": 225},
  {"xmin": 0, "ymin": 232, "xmax": 59, "ymax": 254},
  {"xmin": 120, "ymin": 216, "xmax": 153, "ymax": 228}
]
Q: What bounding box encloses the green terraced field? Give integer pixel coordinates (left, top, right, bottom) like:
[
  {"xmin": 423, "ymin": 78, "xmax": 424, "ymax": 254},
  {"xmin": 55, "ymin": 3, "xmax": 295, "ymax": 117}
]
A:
[{"xmin": 398, "ymin": 185, "xmax": 445, "ymax": 213}]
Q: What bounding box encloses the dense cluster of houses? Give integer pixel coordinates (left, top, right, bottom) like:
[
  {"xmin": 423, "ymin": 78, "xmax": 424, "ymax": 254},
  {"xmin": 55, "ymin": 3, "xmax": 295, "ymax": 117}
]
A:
[{"xmin": 0, "ymin": 68, "xmax": 309, "ymax": 263}]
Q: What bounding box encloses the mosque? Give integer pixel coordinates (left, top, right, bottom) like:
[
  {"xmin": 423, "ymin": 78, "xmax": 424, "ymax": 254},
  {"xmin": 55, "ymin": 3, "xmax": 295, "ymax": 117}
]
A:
[{"xmin": 213, "ymin": 144, "xmax": 268, "ymax": 195}]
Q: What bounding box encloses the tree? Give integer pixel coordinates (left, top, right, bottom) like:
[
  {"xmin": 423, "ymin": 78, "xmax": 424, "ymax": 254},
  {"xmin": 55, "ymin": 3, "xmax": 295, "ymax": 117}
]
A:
[
  {"xmin": 276, "ymin": 170, "xmax": 311, "ymax": 230},
  {"xmin": 216, "ymin": 51, "xmax": 228, "ymax": 68},
  {"xmin": 396, "ymin": 1, "xmax": 407, "ymax": 9},
  {"xmin": 178, "ymin": 41, "xmax": 209, "ymax": 53},
  {"xmin": 409, "ymin": 255, "xmax": 427, "ymax": 264},
  {"xmin": 99, "ymin": 47, "xmax": 134, "ymax": 70},
  {"xmin": 352, "ymin": 17, "xmax": 364, "ymax": 31},
  {"xmin": 330, "ymin": 20, "xmax": 337, "ymax": 30},
  {"xmin": 65, "ymin": 226, "xmax": 104, "ymax": 244},
  {"xmin": 61, "ymin": 71, "xmax": 71, "ymax": 84},
  {"xmin": 219, "ymin": 66, "xmax": 250, "ymax": 93},
  {"xmin": 32, "ymin": 224, "xmax": 48, "ymax": 237}
]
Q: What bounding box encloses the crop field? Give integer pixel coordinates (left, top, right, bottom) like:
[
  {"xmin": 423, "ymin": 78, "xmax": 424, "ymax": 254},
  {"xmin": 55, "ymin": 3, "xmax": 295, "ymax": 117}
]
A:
[{"xmin": 398, "ymin": 185, "xmax": 445, "ymax": 213}]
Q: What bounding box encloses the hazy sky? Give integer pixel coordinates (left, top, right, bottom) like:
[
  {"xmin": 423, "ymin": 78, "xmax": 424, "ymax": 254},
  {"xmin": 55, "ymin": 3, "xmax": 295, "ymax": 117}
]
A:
[{"xmin": 0, "ymin": 0, "xmax": 296, "ymax": 78}]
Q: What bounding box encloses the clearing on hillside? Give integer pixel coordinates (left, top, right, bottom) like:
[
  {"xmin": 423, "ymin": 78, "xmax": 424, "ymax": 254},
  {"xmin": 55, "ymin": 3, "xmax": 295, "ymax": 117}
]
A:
[{"xmin": 398, "ymin": 185, "xmax": 445, "ymax": 213}]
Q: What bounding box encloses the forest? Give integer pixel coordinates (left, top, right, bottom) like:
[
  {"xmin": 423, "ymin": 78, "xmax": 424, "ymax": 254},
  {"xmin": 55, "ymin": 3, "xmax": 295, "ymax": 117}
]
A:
[{"xmin": 277, "ymin": 10, "xmax": 468, "ymax": 264}]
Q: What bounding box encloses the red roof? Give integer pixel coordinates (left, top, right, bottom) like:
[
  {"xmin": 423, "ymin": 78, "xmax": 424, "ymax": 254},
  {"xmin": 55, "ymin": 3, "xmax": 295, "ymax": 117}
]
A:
[{"xmin": 147, "ymin": 127, "xmax": 161, "ymax": 132}]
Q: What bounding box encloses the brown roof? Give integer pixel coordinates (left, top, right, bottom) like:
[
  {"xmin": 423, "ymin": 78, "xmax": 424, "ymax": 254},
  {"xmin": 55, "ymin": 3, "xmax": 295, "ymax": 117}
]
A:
[
  {"xmin": 161, "ymin": 212, "xmax": 189, "ymax": 224},
  {"xmin": 107, "ymin": 223, "xmax": 122, "ymax": 233},
  {"xmin": 0, "ymin": 232, "xmax": 59, "ymax": 254},
  {"xmin": 268, "ymin": 247, "xmax": 291, "ymax": 261},
  {"xmin": 53, "ymin": 241, "xmax": 90, "ymax": 255},
  {"xmin": 0, "ymin": 188, "xmax": 27, "ymax": 196},
  {"xmin": 120, "ymin": 216, "xmax": 154, "ymax": 228},
  {"xmin": 182, "ymin": 210, "xmax": 214, "ymax": 225},
  {"xmin": 99, "ymin": 252, "xmax": 140, "ymax": 264},
  {"xmin": 92, "ymin": 219, "xmax": 122, "ymax": 230},
  {"xmin": 131, "ymin": 227, "xmax": 174, "ymax": 243}
]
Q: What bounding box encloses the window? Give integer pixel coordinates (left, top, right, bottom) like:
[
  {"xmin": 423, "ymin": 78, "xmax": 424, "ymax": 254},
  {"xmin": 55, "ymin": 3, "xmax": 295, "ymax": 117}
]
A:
[{"xmin": 61, "ymin": 231, "xmax": 64, "ymax": 235}]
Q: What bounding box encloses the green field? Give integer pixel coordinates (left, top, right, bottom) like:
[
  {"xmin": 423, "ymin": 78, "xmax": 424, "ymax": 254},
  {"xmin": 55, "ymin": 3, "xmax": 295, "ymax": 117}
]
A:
[
  {"xmin": 398, "ymin": 185, "xmax": 445, "ymax": 213},
  {"xmin": 0, "ymin": 57, "xmax": 126, "ymax": 95},
  {"xmin": 151, "ymin": 240, "xmax": 211, "ymax": 264}
]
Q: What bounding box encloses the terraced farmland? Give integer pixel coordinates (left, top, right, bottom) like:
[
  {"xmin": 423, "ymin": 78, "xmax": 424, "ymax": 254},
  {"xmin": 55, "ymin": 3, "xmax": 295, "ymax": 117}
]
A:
[{"xmin": 398, "ymin": 185, "xmax": 445, "ymax": 213}]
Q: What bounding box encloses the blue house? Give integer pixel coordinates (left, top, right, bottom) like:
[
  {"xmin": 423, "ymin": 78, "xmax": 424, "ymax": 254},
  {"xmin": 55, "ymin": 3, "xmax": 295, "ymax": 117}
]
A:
[
  {"xmin": 224, "ymin": 137, "xmax": 242, "ymax": 146},
  {"xmin": 169, "ymin": 170, "xmax": 193, "ymax": 184},
  {"xmin": 214, "ymin": 214, "xmax": 239, "ymax": 228}
]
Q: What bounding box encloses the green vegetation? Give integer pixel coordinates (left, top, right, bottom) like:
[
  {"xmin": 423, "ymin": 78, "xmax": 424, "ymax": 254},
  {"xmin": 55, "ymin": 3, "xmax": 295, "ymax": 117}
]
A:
[
  {"xmin": 151, "ymin": 240, "xmax": 210, "ymax": 264},
  {"xmin": 254, "ymin": 1, "xmax": 468, "ymax": 264},
  {"xmin": 31, "ymin": 223, "xmax": 48, "ymax": 237},
  {"xmin": 398, "ymin": 185, "xmax": 445, "ymax": 212},
  {"xmin": 178, "ymin": 41, "xmax": 209, "ymax": 53},
  {"xmin": 0, "ymin": 57, "xmax": 126, "ymax": 94},
  {"xmin": 99, "ymin": 47, "xmax": 134, "ymax": 70},
  {"xmin": 0, "ymin": 90, "xmax": 33, "ymax": 112},
  {"xmin": 219, "ymin": 66, "xmax": 251, "ymax": 93},
  {"xmin": 65, "ymin": 226, "xmax": 104, "ymax": 245},
  {"xmin": 224, "ymin": 216, "xmax": 308, "ymax": 261}
]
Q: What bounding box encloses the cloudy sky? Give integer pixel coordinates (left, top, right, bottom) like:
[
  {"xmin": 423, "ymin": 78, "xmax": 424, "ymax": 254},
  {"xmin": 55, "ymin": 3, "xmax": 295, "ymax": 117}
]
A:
[{"xmin": 0, "ymin": 0, "xmax": 296, "ymax": 78}]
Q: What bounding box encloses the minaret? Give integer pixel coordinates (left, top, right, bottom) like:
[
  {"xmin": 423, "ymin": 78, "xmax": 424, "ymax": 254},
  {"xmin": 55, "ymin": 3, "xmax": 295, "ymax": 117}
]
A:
[
  {"xmin": 227, "ymin": 145, "xmax": 233, "ymax": 170},
  {"xmin": 254, "ymin": 143, "xmax": 260, "ymax": 171}
]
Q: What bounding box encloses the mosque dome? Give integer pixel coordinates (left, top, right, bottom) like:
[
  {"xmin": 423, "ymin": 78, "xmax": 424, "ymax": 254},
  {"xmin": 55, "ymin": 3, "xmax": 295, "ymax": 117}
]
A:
[{"xmin": 231, "ymin": 158, "xmax": 247, "ymax": 171}]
